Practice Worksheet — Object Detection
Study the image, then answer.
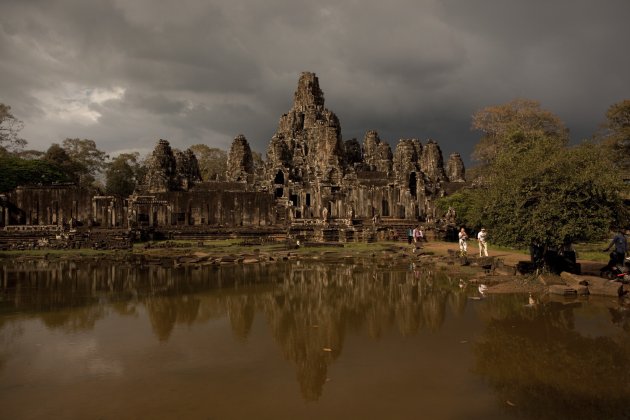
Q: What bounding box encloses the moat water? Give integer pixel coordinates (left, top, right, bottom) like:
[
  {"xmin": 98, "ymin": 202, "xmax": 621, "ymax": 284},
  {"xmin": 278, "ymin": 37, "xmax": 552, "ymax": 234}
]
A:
[{"xmin": 1, "ymin": 258, "xmax": 629, "ymax": 419}]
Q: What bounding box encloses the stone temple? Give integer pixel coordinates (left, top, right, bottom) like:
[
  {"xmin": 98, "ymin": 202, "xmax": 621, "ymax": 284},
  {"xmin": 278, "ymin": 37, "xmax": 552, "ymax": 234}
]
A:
[{"xmin": 0, "ymin": 72, "xmax": 466, "ymax": 246}]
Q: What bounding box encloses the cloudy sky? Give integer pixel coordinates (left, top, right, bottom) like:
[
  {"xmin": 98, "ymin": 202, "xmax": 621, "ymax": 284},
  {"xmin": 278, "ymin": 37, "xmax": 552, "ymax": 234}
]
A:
[{"xmin": 1, "ymin": 0, "xmax": 629, "ymax": 165}]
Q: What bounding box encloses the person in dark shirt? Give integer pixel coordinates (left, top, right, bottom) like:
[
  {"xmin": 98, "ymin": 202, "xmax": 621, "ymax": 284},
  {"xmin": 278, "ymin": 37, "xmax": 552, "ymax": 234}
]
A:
[{"xmin": 604, "ymin": 229, "xmax": 628, "ymax": 266}]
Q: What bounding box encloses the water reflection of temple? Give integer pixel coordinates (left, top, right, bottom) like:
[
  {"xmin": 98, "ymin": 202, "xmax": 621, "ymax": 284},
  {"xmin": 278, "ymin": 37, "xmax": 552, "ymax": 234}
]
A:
[
  {"xmin": 3, "ymin": 261, "xmax": 630, "ymax": 412},
  {"xmin": 0, "ymin": 260, "xmax": 477, "ymax": 400}
]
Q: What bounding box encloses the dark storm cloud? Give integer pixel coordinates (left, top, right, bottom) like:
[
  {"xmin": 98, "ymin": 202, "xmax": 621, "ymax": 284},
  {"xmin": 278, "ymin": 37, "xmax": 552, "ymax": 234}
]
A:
[{"xmin": 1, "ymin": 0, "xmax": 628, "ymax": 164}]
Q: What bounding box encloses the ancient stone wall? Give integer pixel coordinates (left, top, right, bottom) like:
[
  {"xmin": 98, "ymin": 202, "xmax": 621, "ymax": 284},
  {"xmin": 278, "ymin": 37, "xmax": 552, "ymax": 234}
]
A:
[
  {"xmin": 8, "ymin": 185, "xmax": 94, "ymax": 227},
  {"xmin": 0, "ymin": 195, "xmax": 9, "ymax": 227},
  {"xmin": 127, "ymin": 191, "xmax": 275, "ymax": 228},
  {"xmin": 92, "ymin": 195, "xmax": 126, "ymax": 228},
  {"xmin": 2, "ymin": 72, "xmax": 466, "ymax": 239}
]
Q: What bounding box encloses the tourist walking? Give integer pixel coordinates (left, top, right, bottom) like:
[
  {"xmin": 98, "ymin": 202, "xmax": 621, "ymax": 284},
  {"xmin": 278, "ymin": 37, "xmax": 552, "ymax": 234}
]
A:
[
  {"xmin": 604, "ymin": 228, "xmax": 628, "ymax": 266},
  {"xmin": 413, "ymin": 226, "xmax": 424, "ymax": 244},
  {"xmin": 407, "ymin": 227, "xmax": 413, "ymax": 244},
  {"xmin": 458, "ymin": 227, "xmax": 468, "ymax": 256},
  {"xmin": 412, "ymin": 226, "xmax": 424, "ymax": 252},
  {"xmin": 477, "ymin": 228, "xmax": 488, "ymax": 257}
]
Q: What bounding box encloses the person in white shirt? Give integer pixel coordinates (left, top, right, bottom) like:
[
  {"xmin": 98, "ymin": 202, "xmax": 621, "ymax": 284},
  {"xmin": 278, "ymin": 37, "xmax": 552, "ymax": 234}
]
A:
[
  {"xmin": 458, "ymin": 227, "xmax": 468, "ymax": 256},
  {"xmin": 477, "ymin": 228, "xmax": 488, "ymax": 257},
  {"xmin": 412, "ymin": 226, "xmax": 424, "ymax": 252}
]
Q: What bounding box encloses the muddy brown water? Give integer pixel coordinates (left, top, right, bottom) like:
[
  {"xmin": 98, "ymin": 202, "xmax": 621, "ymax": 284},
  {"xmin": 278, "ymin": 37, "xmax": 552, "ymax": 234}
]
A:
[{"xmin": 1, "ymin": 259, "xmax": 629, "ymax": 420}]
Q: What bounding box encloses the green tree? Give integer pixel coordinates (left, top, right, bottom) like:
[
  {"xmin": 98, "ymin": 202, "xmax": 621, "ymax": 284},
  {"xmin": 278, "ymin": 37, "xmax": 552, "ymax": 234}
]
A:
[
  {"xmin": 599, "ymin": 99, "xmax": 630, "ymax": 171},
  {"xmin": 436, "ymin": 189, "xmax": 479, "ymax": 228},
  {"xmin": 0, "ymin": 154, "xmax": 71, "ymax": 192},
  {"xmin": 470, "ymin": 139, "xmax": 625, "ymax": 247},
  {"xmin": 15, "ymin": 149, "xmax": 45, "ymax": 160},
  {"xmin": 455, "ymin": 99, "xmax": 628, "ymax": 248},
  {"xmin": 61, "ymin": 138, "xmax": 108, "ymax": 187},
  {"xmin": 189, "ymin": 144, "xmax": 227, "ymax": 181},
  {"xmin": 0, "ymin": 103, "xmax": 27, "ymax": 152},
  {"xmin": 471, "ymin": 98, "xmax": 568, "ymax": 165},
  {"xmin": 44, "ymin": 143, "xmax": 84, "ymax": 184},
  {"xmin": 105, "ymin": 153, "xmax": 143, "ymax": 197}
]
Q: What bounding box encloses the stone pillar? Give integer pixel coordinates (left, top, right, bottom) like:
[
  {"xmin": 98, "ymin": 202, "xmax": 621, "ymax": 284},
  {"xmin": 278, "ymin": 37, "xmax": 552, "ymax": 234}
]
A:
[{"xmin": 149, "ymin": 206, "xmax": 154, "ymax": 226}]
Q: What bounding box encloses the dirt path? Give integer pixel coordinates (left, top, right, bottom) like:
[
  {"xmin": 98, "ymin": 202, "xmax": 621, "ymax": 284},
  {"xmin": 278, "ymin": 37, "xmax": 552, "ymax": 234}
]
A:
[
  {"xmin": 420, "ymin": 240, "xmax": 603, "ymax": 276},
  {"xmin": 420, "ymin": 241, "xmax": 523, "ymax": 265}
]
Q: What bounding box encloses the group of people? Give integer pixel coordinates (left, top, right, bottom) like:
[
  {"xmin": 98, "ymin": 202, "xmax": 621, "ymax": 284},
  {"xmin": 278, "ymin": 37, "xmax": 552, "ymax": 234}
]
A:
[
  {"xmin": 407, "ymin": 226, "xmax": 425, "ymax": 252},
  {"xmin": 458, "ymin": 227, "xmax": 489, "ymax": 257},
  {"xmin": 457, "ymin": 226, "xmax": 628, "ymax": 263},
  {"xmin": 405, "ymin": 225, "xmax": 488, "ymax": 256}
]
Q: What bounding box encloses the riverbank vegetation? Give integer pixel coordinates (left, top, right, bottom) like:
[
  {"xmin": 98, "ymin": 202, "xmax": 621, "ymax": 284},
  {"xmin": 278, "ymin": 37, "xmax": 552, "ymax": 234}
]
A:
[{"xmin": 438, "ymin": 99, "xmax": 629, "ymax": 249}]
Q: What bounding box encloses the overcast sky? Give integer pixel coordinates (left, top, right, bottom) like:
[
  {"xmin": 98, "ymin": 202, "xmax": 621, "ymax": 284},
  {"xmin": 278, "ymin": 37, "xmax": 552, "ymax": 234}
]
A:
[{"xmin": 1, "ymin": 0, "xmax": 629, "ymax": 165}]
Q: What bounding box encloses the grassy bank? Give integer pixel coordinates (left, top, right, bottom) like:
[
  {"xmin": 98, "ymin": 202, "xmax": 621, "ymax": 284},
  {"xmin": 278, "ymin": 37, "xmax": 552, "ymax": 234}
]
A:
[{"xmin": 0, "ymin": 239, "xmax": 611, "ymax": 263}]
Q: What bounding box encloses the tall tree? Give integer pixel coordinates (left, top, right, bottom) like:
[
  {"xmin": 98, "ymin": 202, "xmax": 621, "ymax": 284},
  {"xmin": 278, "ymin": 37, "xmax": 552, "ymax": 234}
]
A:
[
  {"xmin": 0, "ymin": 103, "xmax": 27, "ymax": 152},
  {"xmin": 442, "ymin": 99, "xmax": 628, "ymax": 248},
  {"xmin": 599, "ymin": 99, "xmax": 630, "ymax": 171},
  {"xmin": 472, "ymin": 139, "xmax": 625, "ymax": 247},
  {"xmin": 0, "ymin": 154, "xmax": 70, "ymax": 192},
  {"xmin": 189, "ymin": 144, "xmax": 227, "ymax": 181},
  {"xmin": 105, "ymin": 153, "xmax": 142, "ymax": 197},
  {"xmin": 15, "ymin": 149, "xmax": 45, "ymax": 160},
  {"xmin": 61, "ymin": 138, "xmax": 108, "ymax": 187},
  {"xmin": 471, "ymin": 99, "xmax": 569, "ymax": 165},
  {"xmin": 43, "ymin": 143, "xmax": 83, "ymax": 184}
]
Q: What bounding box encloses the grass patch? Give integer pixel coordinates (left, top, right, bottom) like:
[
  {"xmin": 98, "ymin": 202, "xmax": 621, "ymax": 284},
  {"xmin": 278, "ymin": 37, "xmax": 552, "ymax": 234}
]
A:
[
  {"xmin": 486, "ymin": 242, "xmax": 612, "ymax": 263},
  {"xmin": 487, "ymin": 244, "xmax": 529, "ymax": 255},
  {"xmin": 0, "ymin": 238, "xmax": 616, "ymax": 263},
  {"xmin": 0, "ymin": 248, "xmax": 124, "ymax": 258},
  {"xmin": 574, "ymin": 241, "xmax": 610, "ymax": 262}
]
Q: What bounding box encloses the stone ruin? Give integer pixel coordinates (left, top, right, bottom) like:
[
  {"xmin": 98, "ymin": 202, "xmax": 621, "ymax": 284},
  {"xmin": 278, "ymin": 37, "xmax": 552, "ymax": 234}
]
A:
[
  {"xmin": 226, "ymin": 134, "xmax": 255, "ymax": 183},
  {"xmin": 0, "ymin": 72, "xmax": 467, "ymax": 246},
  {"xmin": 259, "ymin": 72, "xmax": 466, "ymax": 226},
  {"xmin": 142, "ymin": 139, "xmax": 202, "ymax": 193}
]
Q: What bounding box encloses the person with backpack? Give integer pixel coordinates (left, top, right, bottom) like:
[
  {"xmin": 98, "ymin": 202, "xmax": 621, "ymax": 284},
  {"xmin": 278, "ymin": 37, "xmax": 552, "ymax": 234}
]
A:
[{"xmin": 604, "ymin": 228, "xmax": 628, "ymax": 266}]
